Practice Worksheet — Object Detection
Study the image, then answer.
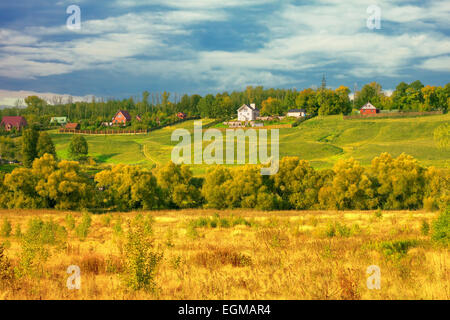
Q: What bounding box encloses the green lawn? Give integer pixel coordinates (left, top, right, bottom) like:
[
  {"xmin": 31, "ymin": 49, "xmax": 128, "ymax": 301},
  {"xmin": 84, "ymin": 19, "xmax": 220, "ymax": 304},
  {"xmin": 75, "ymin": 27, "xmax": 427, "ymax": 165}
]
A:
[{"xmin": 50, "ymin": 114, "xmax": 450, "ymax": 175}]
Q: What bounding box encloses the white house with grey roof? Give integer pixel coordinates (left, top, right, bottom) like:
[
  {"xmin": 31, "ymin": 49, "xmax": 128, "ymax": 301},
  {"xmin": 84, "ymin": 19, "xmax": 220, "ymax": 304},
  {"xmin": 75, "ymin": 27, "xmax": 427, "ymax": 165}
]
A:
[
  {"xmin": 237, "ymin": 103, "xmax": 260, "ymax": 121},
  {"xmin": 287, "ymin": 109, "xmax": 307, "ymax": 118}
]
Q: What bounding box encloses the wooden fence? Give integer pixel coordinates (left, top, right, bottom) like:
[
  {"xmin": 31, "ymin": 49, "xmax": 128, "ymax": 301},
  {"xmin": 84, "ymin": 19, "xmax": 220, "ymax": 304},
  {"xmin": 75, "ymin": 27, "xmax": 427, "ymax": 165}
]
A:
[
  {"xmin": 59, "ymin": 129, "xmax": 149, "ymax": 135},
  {"xmin": 344, "ymin": 110, "xmax": 443, "ymax": 120}
]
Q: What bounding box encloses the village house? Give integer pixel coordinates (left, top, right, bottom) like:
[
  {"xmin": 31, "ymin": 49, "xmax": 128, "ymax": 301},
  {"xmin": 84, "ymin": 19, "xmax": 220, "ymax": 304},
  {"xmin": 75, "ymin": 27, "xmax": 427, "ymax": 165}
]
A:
[
  {"xmin": 287, "ymin": 109, "xmax": 307, "ymax": 118},
  {"xmin": 360, "ymin": 102, "xmax": 379, "ymax": 115},
  {"xmin": 50, "ymin": 117, "xmax": 68, "ymax": 125},
  {"xmin": 65, "ymin": 123, "xmax": 80, "ymax": 130},
  {"xmin": 177, "ymin": 112, "xmax": 187, "ymax": 120},
  {"xmin": 238, "ymin": 103, "xmax": 260, "ymax": 121},
  {"xmin": 0, "ymin": 116, "xmax": 27, "ymax": 131},
  {"xmin": 112, "ymin": 110, "xmax": 132, "ymax": 125}
]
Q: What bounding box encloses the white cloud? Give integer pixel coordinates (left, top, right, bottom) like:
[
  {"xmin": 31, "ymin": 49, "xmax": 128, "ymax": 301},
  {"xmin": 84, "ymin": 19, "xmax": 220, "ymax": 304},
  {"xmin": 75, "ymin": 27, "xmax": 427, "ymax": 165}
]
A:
[
  {"xmin": 0, "ymin": 89, "xmax": 95, "ymax": 107},
  {"xmin": 420, "ymin": 56, "xmax": 450, "ymax": 72},
  {"xmin": 0, "ymin": 0, "xmax": 449, "ymax": 92}
]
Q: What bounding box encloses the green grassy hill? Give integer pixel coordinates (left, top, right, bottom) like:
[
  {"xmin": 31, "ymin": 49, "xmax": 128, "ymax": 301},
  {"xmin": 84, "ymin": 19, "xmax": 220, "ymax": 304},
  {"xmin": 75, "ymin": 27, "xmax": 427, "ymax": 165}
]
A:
[{"xmin": 50, "ymin": 114, "xmax": 450, "ymax": 175}]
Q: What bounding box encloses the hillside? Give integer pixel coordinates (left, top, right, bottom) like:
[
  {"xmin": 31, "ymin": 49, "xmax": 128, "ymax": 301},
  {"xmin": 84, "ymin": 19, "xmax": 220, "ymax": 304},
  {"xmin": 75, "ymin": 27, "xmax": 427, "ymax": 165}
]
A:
[{"xmin": 50, "ymin": 114, "xmax": 450, "ymax": 174}]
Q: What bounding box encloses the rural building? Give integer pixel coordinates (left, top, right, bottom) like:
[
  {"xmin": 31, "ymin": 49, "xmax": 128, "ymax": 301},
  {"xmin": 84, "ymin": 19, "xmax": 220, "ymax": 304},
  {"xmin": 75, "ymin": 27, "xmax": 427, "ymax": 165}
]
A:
[
  {"xmin": 224, "ymin": 121, "xmax": 244, "ymax": 128},
  {"xmin": 360, "ymin": 102, "xmax": 379, "ymax": 115},
  {"xmin": 287, "ymin": 109, "xmax": 306, "ymax": 118},
  {"xmin": 251, "ymin": 122, "xmax": 264, "ymax": 127},
  {"xmin": 0, "ymin": 116, "xmax": 28, "ymax": 131},
  {"xmin": 177, "ymin": 112, "xmax": 187, "ymax": 120},
  {"xmin": 50, "ymin": 117, "xmax": 68, "ymax": 125},
  {"xmin": 238, "ymin": 103, "xmax": 260, "ymax": 121},
  {"xmin": 65, "ymin": 123, "xmax": 80, "ymax": 130},
  {"xmin": 112, "ymin": 110, "xmax": 132, "ymax": 125}
]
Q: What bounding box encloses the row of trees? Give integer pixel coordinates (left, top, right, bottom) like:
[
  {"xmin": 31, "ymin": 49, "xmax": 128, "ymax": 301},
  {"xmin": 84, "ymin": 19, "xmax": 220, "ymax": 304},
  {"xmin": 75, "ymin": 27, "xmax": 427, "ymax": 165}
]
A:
[
  {"xmin": 0, "ymin": 153, "xmax": 447, "ymax": 211},
  {"xmin": 356, "ymin": 81, "xmax": 450, "ymax": 112},
  {"xmin": 19, "ymin": 127, "xmax": 88, "ymax": 166},
  {"xmin": 2, "ymin": 81, "xmax": 448, "ymax": 132}
]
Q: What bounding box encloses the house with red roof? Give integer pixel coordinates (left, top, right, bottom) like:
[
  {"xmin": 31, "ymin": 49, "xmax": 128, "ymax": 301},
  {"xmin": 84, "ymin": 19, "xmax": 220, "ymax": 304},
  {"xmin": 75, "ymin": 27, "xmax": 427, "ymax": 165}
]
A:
[
  {"xmin": 112, "ymin": 110, "xmax": 132, "ymax": 125},
  {"xmin": 65, "ymin": 123, "xmax": 80, "ymax": 130},
  {"xmin": 0, "ymin": 116, "xmax": 27, "ymax": 131},
  {"xmin": 360, "ymin": 102, "xmax": 379, "ymax": 115},
  {"xmin": 177, "ymin": 112, "xmax": 187, "ymax": 120}
]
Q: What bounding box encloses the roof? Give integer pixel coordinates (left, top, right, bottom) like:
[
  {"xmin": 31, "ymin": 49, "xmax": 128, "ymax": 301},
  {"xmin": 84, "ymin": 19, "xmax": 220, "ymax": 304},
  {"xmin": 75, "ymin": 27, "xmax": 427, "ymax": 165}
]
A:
[
  {"xmin": 65, "ymin": 123, "xmax": 79, "ymax": 129},
  {"xmin": 288, "ymin": 109, "xmax": 306, "ymax": 113},
  {"xmin": 114, "ymin": 110, "xmax": 132, "ymax": 121},
  {"xmin": 360, "ymin": 102, "xmax": 377, "ymax": 110},
  {"xmin": 238, "ymin": 104, "xmax": 259, "ymax": 112},
  {"xmin": 1, "ymin": 116, "xmax": 27, "ymax": 127}
]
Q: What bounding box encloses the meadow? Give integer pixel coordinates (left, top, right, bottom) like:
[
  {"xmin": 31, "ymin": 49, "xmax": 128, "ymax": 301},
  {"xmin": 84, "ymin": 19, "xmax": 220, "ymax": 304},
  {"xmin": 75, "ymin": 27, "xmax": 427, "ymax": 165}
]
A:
[
  {"xmin": 49, "ymin": 114, "xmax": 450, "ymax": 175},
  {"xmin": 0, "ymin": 209, "xmax": 448, "ymax": 300}
]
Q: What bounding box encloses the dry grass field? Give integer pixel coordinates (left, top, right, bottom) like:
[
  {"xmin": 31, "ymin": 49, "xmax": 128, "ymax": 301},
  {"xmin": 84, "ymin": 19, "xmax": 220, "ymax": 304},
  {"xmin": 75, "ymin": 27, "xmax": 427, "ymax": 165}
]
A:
[{"xmin": 0, "ymin": 209, "xmax": 448, "ymax": 300}]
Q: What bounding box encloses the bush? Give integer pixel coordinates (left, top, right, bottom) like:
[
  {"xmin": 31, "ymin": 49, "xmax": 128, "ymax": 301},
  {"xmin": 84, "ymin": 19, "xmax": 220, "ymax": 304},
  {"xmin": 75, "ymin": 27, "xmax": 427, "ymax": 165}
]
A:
[
  {"xmin": 65, "ymin": 214, "xmax": 76, "ymax": 230},
  {"xmin": 122, "ymin": 220, "xmax": 163, "ymax": 292},
  {"xmin": 76, "ymin": 212, "xmax": 92, "ymax": 239},
  {"xmin": 323, "ymin": 222, "xmax": 352, "ymax": 238},
  {"xmin": 431, "ymin": 209, "xmax": 449, "ymax": 246},
  {"xmin": 421, "ymin": 220, "xmax": 430, "ymax": 236},
  {"xmin": 379, "ymin": 239, "xmax": 419, "ymax": 259},
  {"xmin": 14, "ymin": 224, "xmax": 22, "ymax": 238},
  {"xmin": 0, "ymin": 218, "xmax": 12, "ymax": 237},
  {"xmin": 16, "ymin": 218, "xmax": 67, "ymax": 278}
]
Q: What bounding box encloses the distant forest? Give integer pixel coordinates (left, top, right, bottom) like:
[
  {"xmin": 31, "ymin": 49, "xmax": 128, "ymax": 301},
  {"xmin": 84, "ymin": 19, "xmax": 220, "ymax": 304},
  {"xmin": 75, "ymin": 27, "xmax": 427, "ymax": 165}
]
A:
[{"xmin": 1, "ymin": 80, "xmax": 449, "ymax": 131}]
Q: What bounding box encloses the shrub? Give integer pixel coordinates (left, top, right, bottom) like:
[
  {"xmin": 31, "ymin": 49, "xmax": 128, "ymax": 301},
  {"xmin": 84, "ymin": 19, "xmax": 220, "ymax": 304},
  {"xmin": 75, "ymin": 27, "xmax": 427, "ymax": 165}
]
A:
[
  {"xmin": 102, "ymin": 214, "xmax": 112, "ymax": 227},
  {"xmin": 113, "ymin": 215, "xmax": 123, "ymax": 236},
  {"xmin": 14, "ymin": 224, "xmax": 22, "ymax": 238},
  {"xmin": 122, "ymin": 220, "xmax": 163, "ymax": 292},
  {"xmin": 379, "ymin": 239, "xmax": 419, "ymax": 260},
  {"xmin": 431, "ymin": 209, "xmax": 449, "ymax": 246},
  {"xmin": 16, "ymin": 218, "xmax": 67, "ymax": 278},
  {"xmin": 421, "ymin": 220, "xmax": 430, "ymax": 236},
  {"xmin": 0, "ymin": 218, "xmax": 12, "ymax": 237},
  {"xmin": 76, "ymin": 212, "xmax": 92, "ymax": 239},
  {"xmin": 323, "ymin": 222, "xmax": 350, "ymax": 238},
  {"xmin": 374, "ymin": 209, "xmax": 383, "ymax": 219},
  {"xmin": 65, "ymin": 213, "xmax": 76, "ymax": 230}
]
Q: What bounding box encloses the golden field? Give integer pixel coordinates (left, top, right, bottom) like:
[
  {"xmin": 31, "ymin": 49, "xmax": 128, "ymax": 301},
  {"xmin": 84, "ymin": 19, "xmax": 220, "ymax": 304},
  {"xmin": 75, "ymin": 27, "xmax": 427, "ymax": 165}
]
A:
[{"xmin": 0, "ymin": 209, "xmax": 448, "ymax": 300}]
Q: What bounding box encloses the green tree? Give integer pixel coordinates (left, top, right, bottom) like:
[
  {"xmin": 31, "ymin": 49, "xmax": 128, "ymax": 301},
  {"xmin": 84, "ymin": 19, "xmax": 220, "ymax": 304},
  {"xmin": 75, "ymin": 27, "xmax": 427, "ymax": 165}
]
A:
[
  {"xmin": 355, "ymin": 82, "xmax": 384, "ymax": 109},
  {"xmin": 370, "ymin": 153, "xmax": 426, "ymax": 209},
  {"xmin": 202, "ymin": 166, "xmax": 233, "ymax": 209},
  {"xmin": 0, "ymin": 137, "xmax": 16, "ymax": 161},
  {"xmin": 33, "ymin": 155, "xmax": 94, "ymax": 210},
  {"xmin": 22, "ymin": 127, "xmax": 39, "ymax": 167},
  {"xmin": 36, "ymin": 132, "xmax": 56, "ymax": 158},
  {"xmin": 321, "ymin": 158, "xmax": 378, "ymax": 210},
  {"xmin": 68, "ymin": 135, "xmax": 88, "ymax": 160},
  {"xmin": 95, "ymin": 164, "xmax": 161, "ymax": 210},
  {"xmin": 272, "ymin": 157, "xmax": 323, "ymax": 209},
  {"xmin": 153, "ymin": 162, "xmax": 201, "ymax": 208}
]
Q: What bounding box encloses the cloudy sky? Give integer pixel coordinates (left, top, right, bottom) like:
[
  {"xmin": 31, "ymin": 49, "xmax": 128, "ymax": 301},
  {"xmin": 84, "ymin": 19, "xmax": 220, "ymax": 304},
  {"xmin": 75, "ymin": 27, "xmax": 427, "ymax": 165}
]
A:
[{"xmin": 0, "ymin": 0, "xmax": 449, "ymax": 105}]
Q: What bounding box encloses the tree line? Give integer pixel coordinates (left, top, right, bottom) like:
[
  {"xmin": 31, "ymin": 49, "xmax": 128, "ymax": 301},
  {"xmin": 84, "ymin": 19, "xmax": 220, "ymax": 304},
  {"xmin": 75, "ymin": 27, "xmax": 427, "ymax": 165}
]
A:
[
  {"xmin": 0, "ymin": 152, "xmax": 447, "ymax": 211},
  {"xmin": 1, "ymin": 80, "xmax": 448, "ymax": 133}
]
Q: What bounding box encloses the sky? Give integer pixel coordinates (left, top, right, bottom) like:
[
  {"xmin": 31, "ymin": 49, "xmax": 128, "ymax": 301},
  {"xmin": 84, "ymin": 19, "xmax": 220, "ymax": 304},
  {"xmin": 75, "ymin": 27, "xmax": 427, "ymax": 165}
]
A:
[{"xmin": 0, "ymin": 0, "xmax": 449, "ymax": 106}]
